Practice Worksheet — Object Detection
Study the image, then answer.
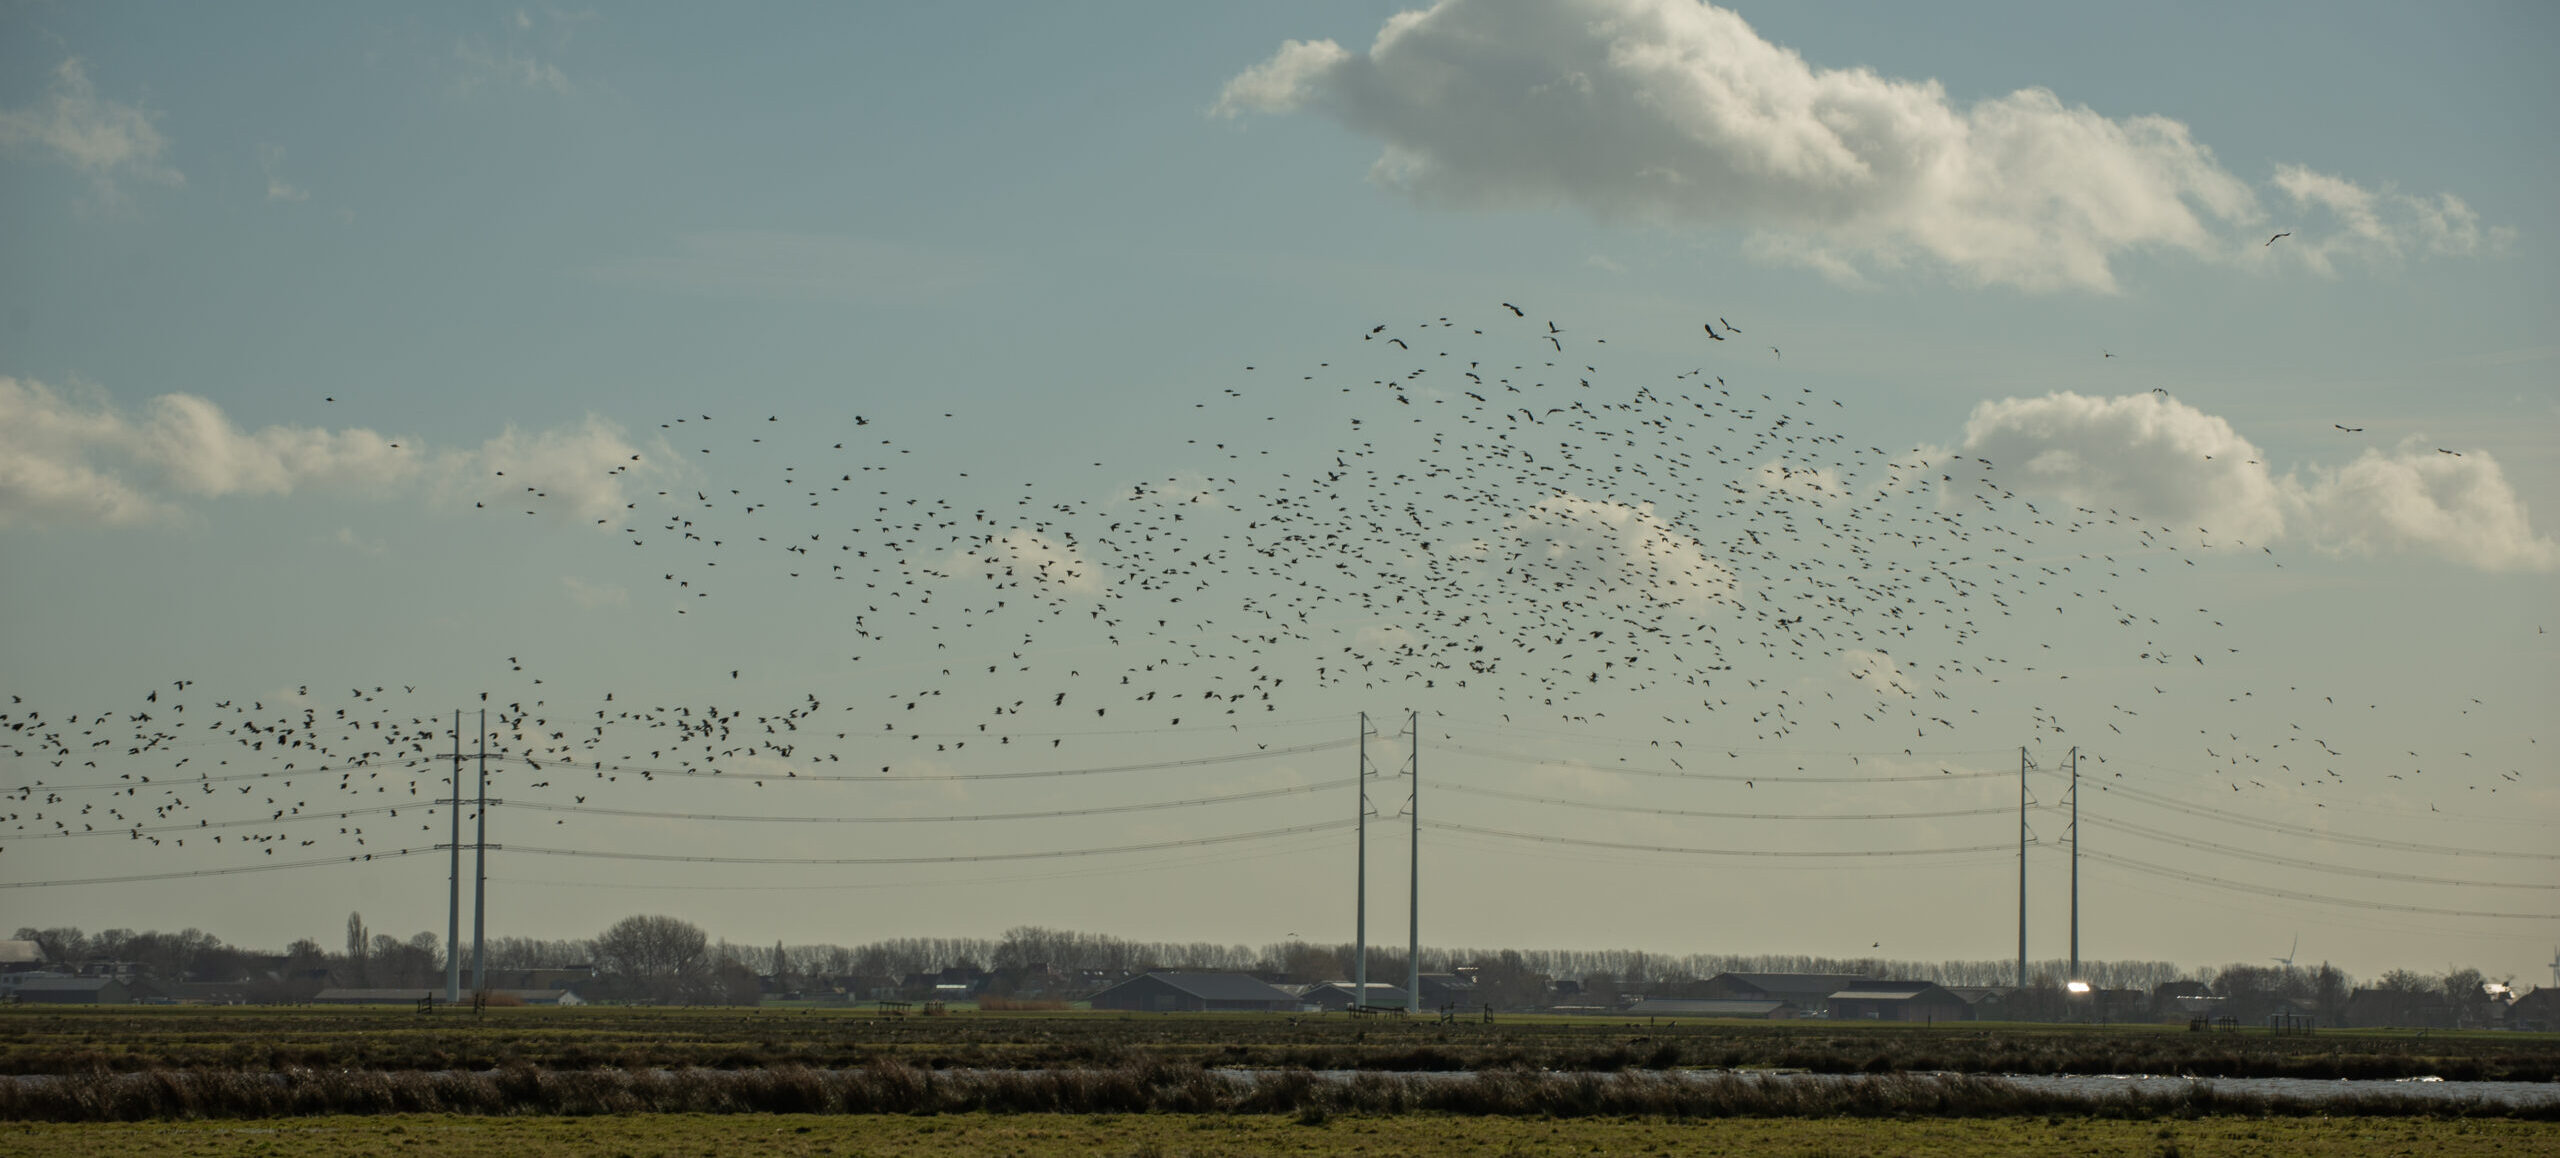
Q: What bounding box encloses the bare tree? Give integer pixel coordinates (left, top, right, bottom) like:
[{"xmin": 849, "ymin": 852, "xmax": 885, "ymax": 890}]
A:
[
  {"xmin": 593, "ymin": 914, "xmax": 713, "ymax": 1003},
  {"xmin": 345, "ymin": 912, "xmax": 369, "ymax": 986}
]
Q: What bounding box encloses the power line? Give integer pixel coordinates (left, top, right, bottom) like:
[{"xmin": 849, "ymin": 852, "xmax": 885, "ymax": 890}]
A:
[
  {"xmin": 1420, "ymin": 819, "xmax": 2014, "ymax": 859},
  {"xmin": 503, "ymin": 778, "xmax": 1351, "ymax": 825},
  {"xmin": 16, "ymin": 757, "xmax": 449, "ymax": 793},
  {"xmin": 1424, "ymin": 739, "xmax": 2010, "ymax": 784},
  {"xmin": 0, "ymin": 846, "xmax": 437, "ymax": 889},
  {"xmin": 2081, "ymin": 813, "xmax": 2560, "ymax": 890},
  {"xmin": 1437, "ymin": 781, "xmax": 2011, "ymax": 821},
  {"xmin": 489, "ymin": 829, "xmax": 1347, "ymax": 894},
  {"xmin": 1428, "ymin": 716, "xmax": 2009, "ymax": 757},
  {"xmin": 18, "ymin": 803, "xmax": 413, "ymax": 839},
  {"xmin": 554, "ymin": 737, "xmax": 1357, "ymax": 783},
  {"xmin": 2080, "ymin": 848, "xmax": 2558, "ymax": 922},
  {"xmin": 496, "ymin": 819, "xmax": 1351, "ymax": 866},
  {"xmin": 2090, "ymin": 781, "xmax": 2560, "ymax": 860}
]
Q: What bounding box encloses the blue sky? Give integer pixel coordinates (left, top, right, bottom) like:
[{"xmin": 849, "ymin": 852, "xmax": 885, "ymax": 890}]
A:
[{"xmin": 3, "ymin": 2, "xmax": 2553, "ymax": 984}]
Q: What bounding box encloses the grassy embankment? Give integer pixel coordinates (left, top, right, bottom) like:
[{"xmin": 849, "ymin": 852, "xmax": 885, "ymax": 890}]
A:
[{"xmin": 7, "ymin": 1113, "xmax": 2558, "ymax": 1157}]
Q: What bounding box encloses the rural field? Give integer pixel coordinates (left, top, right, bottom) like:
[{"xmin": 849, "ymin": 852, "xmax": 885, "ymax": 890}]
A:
[
  {"xmin": 8, "ymin": 1113, "xmax": 2560, "ymax": 1158},
  {"xmin": 4, "ymin": 1006, "xmax": 2555, "ymax": 1081},
  {"xmin": 1, "ymin": 1006, "xmax": 2554, "ymax": 1158}
]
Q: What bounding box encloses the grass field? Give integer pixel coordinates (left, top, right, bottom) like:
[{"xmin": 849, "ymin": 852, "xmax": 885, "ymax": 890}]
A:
[
  {"xmin": 5, "ymin": 1006, "xmax": 2552, "ymax": 1081},
  {"xmin": 7, "ymin": 1112, "xmax": 2558, "ymax": 1157}
]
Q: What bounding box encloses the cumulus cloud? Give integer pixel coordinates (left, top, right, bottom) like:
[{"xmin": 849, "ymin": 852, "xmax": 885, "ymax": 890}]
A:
[
  {"xmin": 1218, "ymin": 0, "xmax": 2495, "ymax": 292},
  {"xmin": 2270, "ymin": 165, "xmax": 2511, "ymax": 275},
  {"xmin": 1942, "ymin": 391, "xmax": 2557, "ymax": 572},
  {"xmin": 1843, "ymin": 648, "xmax": 1914, "ymax": 697},
  {"xmin": 1750, "ymin": 460, "xmax": 1849, "ymax": 504},
  {"xmin": 453, "ymin": 416, "xmax": 658, "ymax": 524},
  {"xmin": 257, "ymin": 143, "xmax": 308, "ymax": 203},
  {"xmin": 561, "ymin": 576, "xmax": 629, "ymax": 610},
  {"xmin": 1948, "ymin": 391, "xmax": 2290, "ymax": 542},
  {"xmin": 2297, "ymin": 446, "xmax": 2558, "ymax": 573},
  {"xmin": 454, "ymin": 37, "xmax": 572, "ymax": 96},
  {"xmin": 1486, "ymin": 492, "xmax": 1734, "ymax": 612},
  {"xmin": 0, "ymin": 377, "xmax": 659, "ymax": 530},
  {"xmin": 0, "ymin": 58, "xmax": 182, "ymax": 203},
  {"xmin": 943, "ymin": 529, "xmax": 1111, "ymax": 596}
]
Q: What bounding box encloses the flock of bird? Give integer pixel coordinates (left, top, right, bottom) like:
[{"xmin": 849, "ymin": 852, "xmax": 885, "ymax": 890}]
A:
[{"xmin": 1, "ymin": 306, "xmax": 2540, "ymax": 893}]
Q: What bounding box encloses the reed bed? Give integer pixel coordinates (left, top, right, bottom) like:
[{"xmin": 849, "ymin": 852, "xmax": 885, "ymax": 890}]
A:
[
  {"xmin": 2, "ymin": 1063, "xmax": 2552, "ymax": 1124},
  {"xmin": 4, "ymin": 1008, "xmax": 2551, "ymax": 1081}
]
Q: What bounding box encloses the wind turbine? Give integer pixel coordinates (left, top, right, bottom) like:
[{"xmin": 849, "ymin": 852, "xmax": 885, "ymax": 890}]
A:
[{"xmin": 2271, "ymin": 934, "xmax": 2298, "ymax": 970}]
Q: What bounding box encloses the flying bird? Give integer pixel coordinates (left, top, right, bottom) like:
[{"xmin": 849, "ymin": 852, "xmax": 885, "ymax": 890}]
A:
[{"xmin": 2266, "ymin": 232, "xmax": 2291, "ymax": 246}]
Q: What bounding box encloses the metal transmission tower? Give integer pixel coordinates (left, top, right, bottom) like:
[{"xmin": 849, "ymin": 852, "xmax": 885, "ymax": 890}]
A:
[
  {"xmin": 472, "ymin": 709, "xmax": 488, "ymax": 995},
  {"xmin": 1405, "ymin": 710, "xmax": 1420, "ymax": 1013},
  {"xmin": 2017, "ymin": 746, "xmax": 2029, "ymax": 990},
  {"xmin": 438, "ymin": 708, "xmax": 500, "ymax": 1003},
  {"xmin": 444, "ymin": 712, "xmax": 461, "ymax": 1003},
  {"xmin": 1354, "ymin": 713, "xmax": 1370, "ymax": 1010},
  {"xmin": 2068, "ymin": 745, "xmax": 2079, "ymax": 984}
]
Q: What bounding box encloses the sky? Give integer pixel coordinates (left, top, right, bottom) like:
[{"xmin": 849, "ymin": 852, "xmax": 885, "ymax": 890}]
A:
[{"xmin": 2, "ymin": 1, "xmax": 2554, "ymax": 987}]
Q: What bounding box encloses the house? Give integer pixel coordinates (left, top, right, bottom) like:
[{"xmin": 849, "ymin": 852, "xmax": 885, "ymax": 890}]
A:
[
  {"xmin": 1826, "ymin": 982, "xmax": 1972, "ymax": 1023},
  {"xmin": 8, "ymin": 976, "xmax": 131, "ymax": 1004},
  {"xmin": 1415, "ymin": 972, "xmax": 1478, "ymax": 1009},
  {"xmin": 2504, "ymin": 987, "xmax": 2560, "ymax": 1032},
  {"xmin": 1624, "ymin": 997, "xmax": 1798, "ymax": 1020},
  {"xmin": 1086, "ymin": 972, "xmax": 1300, "ymax": 1013},
  {"xmin": 2342, "ymin": 987, "xmax": 2454, "ymax": 1030},
  {"xmin": 1699, "ymin": 973, "xmax": 1872, "ymax": 1014},
  {"xmin": 0, "ymin": 941, "xmax": 45, "ymax": 973},
  {"xmin": 1298, "ymin": 981, "xmax": 1411, "ymax": 1011},
  {"xmin": 1945, "ymin": 986, "xmax": 2012, "ymax": 1019}
]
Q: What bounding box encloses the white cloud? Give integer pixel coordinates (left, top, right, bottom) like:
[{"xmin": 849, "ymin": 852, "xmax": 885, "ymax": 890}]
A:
[
  {"xmin": 454, "ymin": 37, "xmax": 572, "ymax": 96},
  {"xmin": 257, "ymin": 143, "xmax": 308, "ymax": 203},
  {"xmin": 1490, "ymin": 492, "xmax": 1734, "ymax": 612},
  {"xmin": 1947, "ymin": 391, "xmax": 2290, "ymax": 541},
  {"xmin": 1942, "ymin": 391, "xmax": 2557, "ymax": 572},
  {"xmin": 2298, "ymin": 445, "xmax": 2558, "ymax": 573},
  {"xmin": 0, "ymin": 376, "xmax": 661, "ymax": 530},
  {"xmin": 561, "ymin": 576, "xmax": 629, "ymax": 610},
  {"xmin": 325, "ymin": 527, "xmax": 386, "ymax": 558},
  {"xmin": 0, "ymin": 58, "xmax": 182, "ymax": 204},
  {"xmin": 1218, "ymin": 0, "xmax": 2494, "ymax": 292},
  {"xmin": 943, "ymin": 529, "xmax": 1111, "ymax": 596},
  {"xmin": 2270, "ymin": 165, "xmax": 2511, "ymax": 275},
  {"xmin": 1843, "ymin": 648, "xmax": 1913, "ymax": 697},
  {"xmin": 594, "ymin": 231, "xmax": 990, "ymax": 304},
  {"xmin": 1750, "ymin": 460, "xmax": 1848, "ymax": 504},
  {"xmin": 1355, "ymin": 624, "xmax": 1419, "ymax": 650},
  {"xmin": 447, "ymin": 416, "xmax": 657, "ymax": 524}
]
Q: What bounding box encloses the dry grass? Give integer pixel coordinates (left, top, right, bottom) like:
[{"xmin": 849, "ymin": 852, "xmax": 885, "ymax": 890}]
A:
[
  {"xmin": 4, "ymin": 1112, "xmax": 2557, "ymax": 1157},
  {"xmin": 0, "ymin": 1063, "xmax": 2551, "ymax": 1123},
  {"xmin": 3, "ymin": 1006, "xmax": 2551, "ymax": 1081}
]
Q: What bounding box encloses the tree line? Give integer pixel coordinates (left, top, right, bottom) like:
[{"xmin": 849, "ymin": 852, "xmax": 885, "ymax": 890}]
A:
[{"xmin": 11, "ymin": 919, "xmax": 2522, "ymax": 1020}]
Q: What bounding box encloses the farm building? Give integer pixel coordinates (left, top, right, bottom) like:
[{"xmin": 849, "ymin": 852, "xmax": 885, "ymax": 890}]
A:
[
  {"xmin": 2506, "ymin": 987, "xmax": 2560, "ymax": 1032},
  {"xmin": 0, "ymin": 941, "xmax": 44, "ymax": 972},
  {"xmin": 309, "ymin": 988, "xmax": 584, "ymax": 1006},
  {"xmin": 1624, "ymin": 997, "xmax": 1798, "ymax": 1019},
  {"xmin": 1297, "ymin": 981, "xmax": 1411, "ymax": 1011},
  {"xmin": 1698, "ymin": 972, "xmax": 1872, "ymax": 1014},
  {"xmin": 1086, "ymin": 972, "xmax": 1298, "ymax": 1013},
  {"xmin": 1827, "ymin": 982, "xmax": 1971, "ymax": 1022},
  {"xmin": 7, "ymin": 976, "xmax": 131, "ymax": 1004}
]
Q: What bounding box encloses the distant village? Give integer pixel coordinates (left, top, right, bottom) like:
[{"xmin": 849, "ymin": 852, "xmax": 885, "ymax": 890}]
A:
[{"xmin": 6, "ymin": 919, "xmax": 2551, "ymax": 1032}]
